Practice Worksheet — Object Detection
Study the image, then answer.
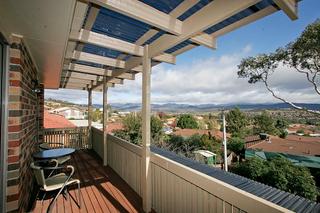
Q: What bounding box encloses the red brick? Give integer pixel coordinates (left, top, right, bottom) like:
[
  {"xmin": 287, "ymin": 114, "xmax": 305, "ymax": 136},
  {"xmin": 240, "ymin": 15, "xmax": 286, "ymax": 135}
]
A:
[
  {"xmin": 10, "ymin": 80, "xmax": 20, "ymax": 87},
  {"xmin": 7, "ymin": 193, "xmax": 20, "ymax": 202},
  {"xmin": 8, "ymin": 156, "xmax": 19, "ymax": 164},
  {"xmin": 8, "ymin": 125, "xmax": 21, "ymax": 132},
  {"xmin": 8, "ymin": 140, "xmax": 20, "ymax": 148},
  {"xmin": 10, "ymin": 57, "xmax": 20, "ymax": 64}
]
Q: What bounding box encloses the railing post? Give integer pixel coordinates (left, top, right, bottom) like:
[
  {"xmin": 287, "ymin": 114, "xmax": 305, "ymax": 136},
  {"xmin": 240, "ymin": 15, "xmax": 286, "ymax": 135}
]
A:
[
  {"xmin": 87, "ymin": 83, "xmax": 93, "ymax": 149},
  {"xmin": 103, "ymin": 76, "xmax": 108, "ymax": 166},
  {"xmin": 142, "ymin": 45, "xmax": 152, "ymax": 212}
]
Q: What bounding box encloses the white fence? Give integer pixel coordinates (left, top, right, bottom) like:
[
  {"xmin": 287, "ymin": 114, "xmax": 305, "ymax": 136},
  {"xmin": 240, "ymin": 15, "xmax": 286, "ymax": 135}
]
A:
[{"xmin": 91, "ymin": 129, "xmax": 291, "ymax": 213}]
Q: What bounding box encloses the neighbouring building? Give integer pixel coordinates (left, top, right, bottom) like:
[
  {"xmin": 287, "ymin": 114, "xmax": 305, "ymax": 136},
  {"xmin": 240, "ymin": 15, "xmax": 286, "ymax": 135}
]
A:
[
  {"xmin": 44, "ymin": 110, "xmax": 76, "ymax": 129},
  {"xmin": 49, "ymin": 107, "xmax": 86, "ymax": 120}
]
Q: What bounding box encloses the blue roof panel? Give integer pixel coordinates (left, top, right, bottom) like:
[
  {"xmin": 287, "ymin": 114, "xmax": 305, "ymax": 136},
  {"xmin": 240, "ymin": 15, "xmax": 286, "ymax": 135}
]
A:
[
  {"xmin": 178, "ymin": 0, "xmax": 212, "ymax": 21},
  {"xmin": 204, "ymin": 0, "xmax": 275, "ymax": 34},
  {"xmin": 82, "ymin": 43, "xmax": 122, "ymax": 59},
  {"xmin": 140, "ymin": 0, "xmax": 184, "ymax": 14},
  {"xmin": 143, "ymin": 31, "xmax": 166, "ymax": 45},
  {"xmin": 92, "ymin": 8, "xmax": 151, "ymax": 43},
  {"xmin": 165, "ymin": 40, "xmax": 193, "ymax": 54}
]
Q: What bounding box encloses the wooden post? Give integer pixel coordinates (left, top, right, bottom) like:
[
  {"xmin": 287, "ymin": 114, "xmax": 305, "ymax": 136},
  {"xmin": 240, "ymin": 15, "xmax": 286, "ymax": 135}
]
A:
[
  {"xmin": 142, "ymin": 45, "xmax": 151, "ymax": 212},
  {"xmin": 103, "ymin": 76, "xmax": 108, "ymax": 166},
  {"xmin": 88, "ymin": 84, "xmax": 92, "ymax": 148}
]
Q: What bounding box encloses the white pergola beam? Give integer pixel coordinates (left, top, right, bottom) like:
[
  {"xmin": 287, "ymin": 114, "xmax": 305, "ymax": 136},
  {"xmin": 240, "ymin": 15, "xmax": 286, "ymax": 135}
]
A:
[
  {"xmin": 86, "ymin": 0, "xmax": 216, "ymax": 49},
  {"xmin": 62, "ymin": 70, "xmax": 135, "ymax": 80},
  {"xmin": 190, "ymin": 34, "xmax": 217, "ymax": 49},
  {"xmin": 69, "ymin": 30, "xmax": 176, "ymax": 64},
  {"xmin": 149, "ymin": 0, "xmax": 259, "ymax": 57},
  {"xmin": 124, "ymin": 0, "xmax": 259, "ymax": 72},
  {"xmin": 63, "ymin": 77, "xmax": 123, "ymax": 85},
  {"xmin": 87, "ymin": 0, "xmax": 183, "ymax": 35},
  {"xmin": 64, "ymin": 82, "xmax": 115, "ymax": 89},
  {"xmin": 210, "ymin": 6, "xmax": 278, "ymax": 38},
  {"xmin": 67, "ymin": 63, "xmax": 138, "ymax": 79},
  {"xmin": 273, "ymin": 0, "xmax": 298, "ymax": 20}
]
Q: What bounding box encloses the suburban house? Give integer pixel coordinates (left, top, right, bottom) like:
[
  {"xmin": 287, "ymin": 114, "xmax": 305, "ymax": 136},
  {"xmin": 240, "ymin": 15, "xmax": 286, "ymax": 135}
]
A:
[
  {"xmin": 1, "ymin": 0, "xmax": 320, "ymax": 213},
  {"xmin": 49, "ymin": 106, "xmax": 86, "ymax": 120},
  {"xmin": 44, "ymin": 110, "xmax": 76, "ymax": 129}
]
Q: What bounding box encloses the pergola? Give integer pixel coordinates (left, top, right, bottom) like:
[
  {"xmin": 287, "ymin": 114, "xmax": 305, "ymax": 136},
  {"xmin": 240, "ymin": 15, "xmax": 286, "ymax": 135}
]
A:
[{"xmin": 59, "ymin": 0, "xmax": 298, "ymax": 212}]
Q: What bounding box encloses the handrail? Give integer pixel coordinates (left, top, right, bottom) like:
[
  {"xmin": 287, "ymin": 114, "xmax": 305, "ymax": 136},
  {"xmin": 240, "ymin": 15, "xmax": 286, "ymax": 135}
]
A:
[
  {"xmin": 107, "ymin": 134, "xmax": 142, "ymax": 157},
  {"xmin": 43, "ymin": 127, "xmax": 89, "ymax": 149},
  {"xmin": 150, "ymin": 152, "xmax": 292, "ymax": 213},
  {"xmin": 105, "ymin": 135, "xmax": 293, "ymax": 213}
]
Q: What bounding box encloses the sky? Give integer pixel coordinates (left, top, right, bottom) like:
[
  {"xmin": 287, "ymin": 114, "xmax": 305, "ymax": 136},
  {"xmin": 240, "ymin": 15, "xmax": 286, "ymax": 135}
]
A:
[{"xmin": 45, "ymin": 0, "xmax": 320, "ymax": 105}]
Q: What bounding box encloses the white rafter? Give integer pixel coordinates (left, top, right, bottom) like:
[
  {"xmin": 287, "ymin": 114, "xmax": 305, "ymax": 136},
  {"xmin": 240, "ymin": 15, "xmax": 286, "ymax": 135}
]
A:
[
  {"xmin": 69, "ymin": 29, "xmax": 176, "ymax": 64},
  {"xmin": 85, "ymin": 0, "xmax": 216, "ymax": 49},
  {"xmin": 86, "ymin": 0, "xmax": 183, "ymax": 35},
  {"xmin": 66, "ymin": 63, "xmax": 136, "ymax": 79},
  {"xmin": 91, "ymin": 0, "xmax": 259, "ymax": 89},
  {"xmin": 210, "ymin": 6, "xmax": 278, "ymax": 38},
  {"xmin": 273, "ymin": 0, "xmax": 298, "ymax": 20}
]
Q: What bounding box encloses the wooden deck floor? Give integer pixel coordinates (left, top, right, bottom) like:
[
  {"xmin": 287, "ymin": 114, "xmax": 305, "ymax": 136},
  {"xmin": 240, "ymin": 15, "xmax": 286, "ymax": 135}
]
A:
[{"xmin": 31, "ymin": 150, "xmax": 144, "ymax": 213}]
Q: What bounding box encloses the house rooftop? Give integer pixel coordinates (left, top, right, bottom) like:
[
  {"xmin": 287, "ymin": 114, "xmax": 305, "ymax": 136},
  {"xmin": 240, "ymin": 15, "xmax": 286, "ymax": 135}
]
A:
[
  {"xmin": 248, "ymin": 135, "xmax": 320, "ymax": 156},
  {"xmin": 44, "ymin": 110, "xmax": 76, "ymax": 129}
]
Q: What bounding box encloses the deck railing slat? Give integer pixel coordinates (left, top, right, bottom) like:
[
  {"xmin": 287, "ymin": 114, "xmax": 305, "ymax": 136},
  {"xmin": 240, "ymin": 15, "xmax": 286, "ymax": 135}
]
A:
[{"xmin": 43, "ymin": 127, "xmax": 90, "ymax": 149}]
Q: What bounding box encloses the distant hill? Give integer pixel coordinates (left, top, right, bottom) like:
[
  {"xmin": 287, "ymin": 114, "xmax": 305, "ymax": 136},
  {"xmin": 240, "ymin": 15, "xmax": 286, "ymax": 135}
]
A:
[{"xmin": 93, "ymin": 103, "xmax": 320, "ymax": 113}]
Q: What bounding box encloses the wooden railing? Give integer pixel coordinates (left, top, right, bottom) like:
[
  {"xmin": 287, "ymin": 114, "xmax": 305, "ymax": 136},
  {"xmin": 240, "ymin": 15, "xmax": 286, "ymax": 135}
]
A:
[
  {"xmin": 43, "ymin": 127, "xmax": 89, "ymax": 149},
  {"xmin": 101, "ymin": 133, "xmax": 291, "ymax": 213}
]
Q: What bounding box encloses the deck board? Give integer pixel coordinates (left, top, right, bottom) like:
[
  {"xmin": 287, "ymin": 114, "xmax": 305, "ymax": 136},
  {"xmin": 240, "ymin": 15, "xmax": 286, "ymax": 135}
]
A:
[{"xmin": 31, "ymin": 150, "xmax": 144, "ymax": 213}]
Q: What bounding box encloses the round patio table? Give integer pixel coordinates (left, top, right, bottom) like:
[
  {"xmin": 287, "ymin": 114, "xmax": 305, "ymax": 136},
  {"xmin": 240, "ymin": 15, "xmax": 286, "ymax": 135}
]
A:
[{"xmin": 33, "ymin": 148, "xmax": 75, "ymax": 160}]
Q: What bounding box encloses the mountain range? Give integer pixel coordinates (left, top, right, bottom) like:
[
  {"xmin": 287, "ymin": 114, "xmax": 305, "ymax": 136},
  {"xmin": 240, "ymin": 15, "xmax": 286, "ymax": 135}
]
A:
[{"xmin": 92, "ymin": 103, "xmax": 320, "ymax": 113}]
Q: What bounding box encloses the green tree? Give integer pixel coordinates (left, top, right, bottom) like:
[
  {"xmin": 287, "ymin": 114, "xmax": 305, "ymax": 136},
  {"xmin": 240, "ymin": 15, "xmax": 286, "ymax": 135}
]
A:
[
  {"xmin": 228, "ymin": 137, "xmax": 245, "ymax": 157},
  {"xmin": 114, "ymin": 113, "xmax": 164, "ymax": 145},
  {"xmin": 275, "ymin": 118, "xmax": 289, "ymax": 138},
  {"xmin": 225, "ymin": 108, "xmax": 248, "ymax": 138},
  {"xmin": 151, "ymin": 116, "xmax": 164, "ymax": 145},
  {"xmin": 231, "ymin": 157, "xmax": 318, "ymax": 201},
  {"xmin": 231, "ymin": 157, "xmax": 267, "ymax": 182},
  {"xmin": 253, "ymin": 111, "xmax": 278, "ymax": 135},
  {"xmin": 92, "ymin": 109, "xmax": 102, "ymax": 122},
  {"xmin": 238, "ymin": 19, "xmax": 320, "ymax": 115},
  {"xmin": 176, "ymin": 114, "xmax": 198, "ymax": 129}
]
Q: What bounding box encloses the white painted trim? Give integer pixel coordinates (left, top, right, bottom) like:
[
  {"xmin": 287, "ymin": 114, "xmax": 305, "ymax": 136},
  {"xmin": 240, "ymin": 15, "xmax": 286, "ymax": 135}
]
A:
[
  {"xmin": 210, "ymin": 6, "xmax": 278, "ymax": 38},
  {"xmin": 88, "ymin": 0, "xmax": 183, "ymax": 35},
  {"xmin": 273, "ymin": 0, "xmax": 298, "ymax": 20},
  {"xmin": 141, "ymin": 45, "xmax": 151, "ymax": 212},
  {"xmin": 151, "ymin": 153, "xmax": 293, "ymax": 213},
  {"xmin": 103, "ymin": 77, "xmax": 108, "ymax": 166},
  {"xmin": 69, "ymin": 30, "xmax": 176, "ymax": 64}
]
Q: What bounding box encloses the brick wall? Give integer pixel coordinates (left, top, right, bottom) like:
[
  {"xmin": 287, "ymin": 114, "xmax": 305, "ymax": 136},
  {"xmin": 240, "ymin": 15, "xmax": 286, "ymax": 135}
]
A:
[{"xmin": 6, "ymin": 35, "xmax": 44, "ymax": 212}]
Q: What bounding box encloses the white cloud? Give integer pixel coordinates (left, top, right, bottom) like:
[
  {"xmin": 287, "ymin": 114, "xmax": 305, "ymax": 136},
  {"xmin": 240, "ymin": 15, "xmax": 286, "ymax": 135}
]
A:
[{"xmin": 45, "ymin": 45, "xmax": 320, "ymax": 105}]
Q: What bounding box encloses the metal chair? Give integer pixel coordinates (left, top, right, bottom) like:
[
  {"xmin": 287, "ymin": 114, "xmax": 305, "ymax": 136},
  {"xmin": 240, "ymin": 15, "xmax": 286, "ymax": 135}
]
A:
[
  {"xmin": 39, "ymin": 143, "xmax": 71, "ymax": 164},
  {"xmin": 31, "ymin": 160, "xmax": 81, "ymax": 213}
]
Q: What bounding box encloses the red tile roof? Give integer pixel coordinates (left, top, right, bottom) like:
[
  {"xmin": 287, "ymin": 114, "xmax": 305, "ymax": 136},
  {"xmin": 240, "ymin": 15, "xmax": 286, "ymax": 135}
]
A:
[
  {"xmin": 248, "ymin": 135, "xmax": 320, "ymax": 156},
  {"xmin": 44, "ymin": 110, "xmax": 76, "ymax": 128},
  {"xmin": 173, "ymin": 129, "xmax": 229, "ymax": 140},
  {"xmin": 107, "ymin": 122, "xmax": 123, "ymax": 133}
]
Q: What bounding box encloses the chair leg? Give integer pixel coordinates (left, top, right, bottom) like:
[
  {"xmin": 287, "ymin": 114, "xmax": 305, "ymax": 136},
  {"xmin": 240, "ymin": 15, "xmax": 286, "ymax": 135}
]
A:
[
  {"xmin": 41, "ymin": 191, "xmax": 47, "ymax": 203},
  {"xmin": 47, "ymin": 187, "xmax": 64, "ymax": 213},
  {"xmin": 78, "ymin": 182, "xmax": 81, "ymax": 209}
]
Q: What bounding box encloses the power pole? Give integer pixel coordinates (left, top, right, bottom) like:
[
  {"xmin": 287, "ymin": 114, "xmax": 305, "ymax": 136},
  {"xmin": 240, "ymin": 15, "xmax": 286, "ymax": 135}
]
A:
[{"xmin": 222, "ymin": 111, "xmax": 228, "ymax": 171}]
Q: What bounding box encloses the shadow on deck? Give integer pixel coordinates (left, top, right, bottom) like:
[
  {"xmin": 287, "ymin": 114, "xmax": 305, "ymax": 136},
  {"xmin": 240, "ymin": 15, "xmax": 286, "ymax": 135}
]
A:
[{"xmin": 31, "ymin": 150, "xmax": 144, "ymax": 213}]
